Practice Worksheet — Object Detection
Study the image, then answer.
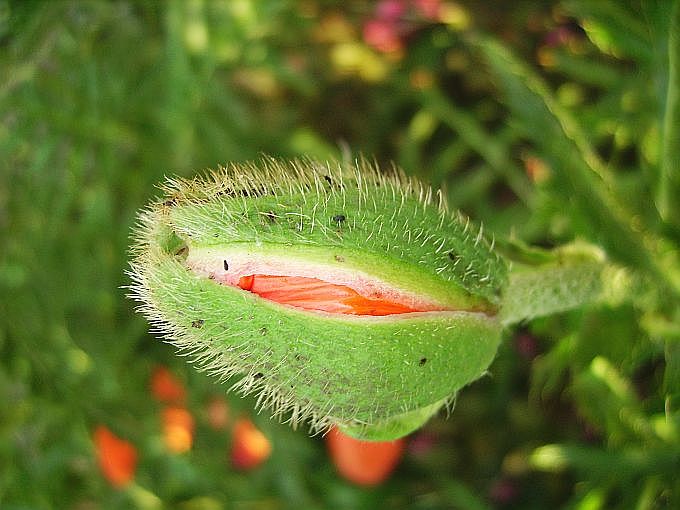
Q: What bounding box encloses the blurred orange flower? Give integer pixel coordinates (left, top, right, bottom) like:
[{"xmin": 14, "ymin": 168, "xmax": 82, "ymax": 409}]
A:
[
  {"xmin": 325, "ymin": 426, "xmax": 405, "ymax": 486},
  {"xmin": 150, "ymin": 365, "xmax": 186, "ymax": 403},
  {"xmin": 523, "ymin": 154, "xmax": 550, "ymax": 183},
  {"xmin": 162, "ymin": 406, "xmax": 195, "ymax": 454},
  {"xmin": 93, "ymin": 425, "xmax": 138, "ymax": 488},
  {"xmin": 230, "ymin": 417, "xmax": 272, "ymax": 470}
]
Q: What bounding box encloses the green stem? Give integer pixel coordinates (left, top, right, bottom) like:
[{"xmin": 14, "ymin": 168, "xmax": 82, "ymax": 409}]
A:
[
  {"xmin": 499, "ymin": 242, "xmax": 633, "ymax": 325},
  {"xmin": 659, "ymin": 0, "xmax": 680, "ymax": 226}
]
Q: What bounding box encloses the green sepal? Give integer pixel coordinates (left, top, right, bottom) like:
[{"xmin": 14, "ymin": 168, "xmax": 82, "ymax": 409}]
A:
[{"xmin": 337, "ymin": 398, "xmax": 449, "ymax": 442}]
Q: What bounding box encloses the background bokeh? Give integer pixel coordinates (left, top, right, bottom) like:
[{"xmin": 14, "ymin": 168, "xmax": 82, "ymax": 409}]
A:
[{"xmin": 2, "ymin": 1, "xmax": 679, "ymax": 508}]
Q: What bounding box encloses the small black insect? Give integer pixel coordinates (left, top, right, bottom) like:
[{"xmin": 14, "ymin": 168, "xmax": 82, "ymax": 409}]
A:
[
  {"xmin": 448, "ymin": 251, "xmax": 459, "ymax": 262},
  {"xmin": 332, "ymin": 214, "xmax": 346, "ymax": 223},
  {"xmin": 223, "ymin": 260, "xmax": 229, "ymax": 271},
  {"xmin": 192, "ymin": 319, "xmax": 205, "ymax": 328},
  {"xmin": 253, "ymin": 372, "xmax": 264, "ymax": 380},
  {"xmin": 323, "ymin": 175, "xmax": 333, "ymax": 185},
  {"xmin": 419, "ymin": 357, "xmax": 427, "ymax": 366}
]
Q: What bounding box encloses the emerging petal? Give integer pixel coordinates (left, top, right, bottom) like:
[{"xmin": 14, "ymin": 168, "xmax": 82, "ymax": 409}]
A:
[{"xmin": 237, "ymin": 274, "xmax": 427, "ymax": 315}]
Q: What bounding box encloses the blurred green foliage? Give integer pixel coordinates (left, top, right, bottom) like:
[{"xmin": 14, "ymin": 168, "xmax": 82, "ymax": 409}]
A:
[{"xmin": 1, "ymin": 0, "xmax": 679, "ymax": 508}]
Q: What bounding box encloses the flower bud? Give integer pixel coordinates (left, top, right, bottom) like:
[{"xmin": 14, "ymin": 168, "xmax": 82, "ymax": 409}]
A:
[{"xmin": 128, "ymin": 158, "xmax": 506, "ymax": 439}]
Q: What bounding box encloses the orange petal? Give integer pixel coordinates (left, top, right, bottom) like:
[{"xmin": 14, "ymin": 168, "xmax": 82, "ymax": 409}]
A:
[
  {"xmin": 93, "ymin": 425, "xmax": 138, "ymax": 488},
  {"xmin": 230, "ymin": 418, "xmax": 272, "ymax": 470},
  {"xmin": 150, "ymin": 365, "xmax": 186, "ymax": 403},
  {"xmin": 326, "ymin": 426, "xmax": 405, "ymax": 486},
  {"xmin": 162, "ymin": 406, "xmax": 195, "ymax": 454},
  {"xmin": 237, "ymin": 275, "xmax": 423, "ymax": 316}
]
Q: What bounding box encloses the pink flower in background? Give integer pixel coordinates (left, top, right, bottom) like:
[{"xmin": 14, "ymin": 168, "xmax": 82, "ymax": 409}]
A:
[
  {"xmin": 544, "ymin": 25, "xmax": 580, "ymax": 47},
  {"xmin": 489, "ymin": 478, "xmax": 519, "ymax": 505},
  {"xmin": 376, "ymin": 0, "xmax": 408, "ymax": 20},
  {"xmin": 413, "ymin": 0, "xmax": 441, "ymax": 19},
  {"xmin": 407, "ymin": 430, "xmax": 436, "ymax": 457},
  {"xmin": 514, "ymin": 332, "xmax": 539, "ymax": 361},
  {"xmin": 363, "ymin": 18, "xmax": 404, "ymax": 53},
  {"xmin": 363, "ymin": 0, "xmax": 445, "ymax": 53}
]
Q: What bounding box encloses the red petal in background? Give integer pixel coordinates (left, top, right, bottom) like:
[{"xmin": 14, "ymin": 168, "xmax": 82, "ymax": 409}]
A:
[
  {"xmin": 162, "ymin": 406, "xmax": 195, "ymax": 454},
  {"xmin": 230, "ymin": 417, "xmax": 272, "ymax": 470},
  {"xmin": 150, "ymin": 365, "xmax": 186, "ymax": 403},
  {"xmin": 93, "ymin": 425, "xmax": 138, "ymax": 488},
  {"xmin": 325, "ymin": 426, "xmax": 405, "ymax": 486}
]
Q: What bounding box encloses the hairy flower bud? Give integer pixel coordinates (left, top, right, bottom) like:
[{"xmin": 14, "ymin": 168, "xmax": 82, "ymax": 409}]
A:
[{"xmin": 128, "ymin": 158, "xmax": 506, "ymax": 440}]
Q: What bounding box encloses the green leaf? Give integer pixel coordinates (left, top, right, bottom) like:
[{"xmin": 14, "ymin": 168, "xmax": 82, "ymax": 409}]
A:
[
  {"xmin": 478, "ymin": 36, "xmax": 674, "ymax": 294},
  {"xmin": 665, "ymin": 338, "xmax": 680, "ymax": 412},
  {"xmin": 531, "ymin": 443, "xmax": 679, "ymax": 481},
  {"xmin": 563, "ymin": 0, "xmax": 653, "ymax": 62},
  {"xmin": 417, "ymin": 87, "xmax": 531, "ymax": 204},
  {"xmin": 571, "ymin": 357, "xmax": 653, "ymax": 445}
]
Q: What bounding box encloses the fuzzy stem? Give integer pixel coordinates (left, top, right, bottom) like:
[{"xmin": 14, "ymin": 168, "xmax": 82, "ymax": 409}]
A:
[{"xmin": 499, "ymin": 242, "xmax": 633, "ymax": 326}]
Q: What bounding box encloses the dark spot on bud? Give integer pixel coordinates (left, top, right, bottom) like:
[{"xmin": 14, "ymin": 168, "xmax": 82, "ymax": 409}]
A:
[
  {"xmin": 323, "ymin": 175, "xmax": 333, "ymax": 185},
  {"xmin": 192, "ymin": 319, "xmax": 205, "ymax": 328},
  {"xmin": 163, "ymin": 198, "xmax": 177, "ymax": 207},
  {"xmin": 333, "ymin": 214, "xmax": 346, "ymax": 223},
  {"xmin": 259, "ymin": 327, "xmax": 268, "ymax": 336},
  {"xmin": 253, "ymin": 372, "xmax": 264, "ymax": 380},
  {"xmin": 448, "ymin": 251, "xmax": 459, "ymax": 262},
  {"xmin": 175, "ymin": 246, "xmax": 188, "ymax": 258},
  {"xmin": 262, "ymin": 210, "xmax": 277, "ymax": 223},
  {"xmin": 334, "ymin": 255, "xmax": 345, "ymax": 263},
  {"xmin": 419, "ymin": 357, "xmax": 427, "ymax": 366},
  {"xmin": 223, "ymin": 260, "xmax": 229, "ymax": 271}
]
